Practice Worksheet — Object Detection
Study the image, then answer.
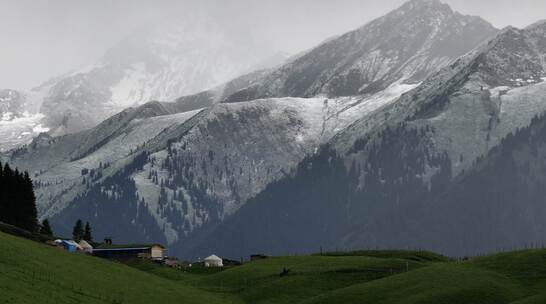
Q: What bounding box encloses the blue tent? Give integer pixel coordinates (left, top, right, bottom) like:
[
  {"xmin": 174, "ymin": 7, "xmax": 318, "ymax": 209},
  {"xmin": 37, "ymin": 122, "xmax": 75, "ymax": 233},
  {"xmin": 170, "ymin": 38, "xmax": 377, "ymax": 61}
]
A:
[{"xmin": 61, "ymin": 240, "xmax": 80, "ymax": 252}]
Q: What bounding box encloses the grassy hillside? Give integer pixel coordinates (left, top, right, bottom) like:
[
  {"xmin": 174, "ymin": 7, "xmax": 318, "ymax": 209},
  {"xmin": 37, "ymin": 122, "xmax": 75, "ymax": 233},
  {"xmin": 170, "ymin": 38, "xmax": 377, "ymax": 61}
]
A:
[
  {"xmin": 5, "ymin": 228, "xmax": 546, "ymax": 304},
  {"xmin": 167, "ymin": 249, "xmax": 546, "ymax": 304},
  {"xmin": 0, "ymin": 231, "xmax": 233, "ymax": 304},
  {"xmin": 304, "ymin": 263, "xmax": 525, "ymax": 304},
  {"xmin": 189, "ymin": 255, "xmax": 430, "ymax": 304}
]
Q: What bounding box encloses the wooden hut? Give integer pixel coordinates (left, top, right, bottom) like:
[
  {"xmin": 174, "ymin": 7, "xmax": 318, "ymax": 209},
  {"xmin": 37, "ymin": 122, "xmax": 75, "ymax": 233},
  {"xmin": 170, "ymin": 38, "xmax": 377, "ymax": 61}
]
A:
[{"xmin": 92, "ymin": 244, "xmax": 165, "ymax": 261}]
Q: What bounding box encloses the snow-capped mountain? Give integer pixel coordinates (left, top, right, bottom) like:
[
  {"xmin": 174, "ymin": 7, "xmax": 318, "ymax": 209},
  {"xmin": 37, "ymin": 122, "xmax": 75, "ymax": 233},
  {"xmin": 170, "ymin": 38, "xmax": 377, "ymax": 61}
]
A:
[
  {"xmin": 3, "ymin": 0, "xmax": 511, "ymax": 258},
  {"xmin": 220, "ymin": 0, "xmax": 497, "ymax": 102},
  {"xmin": 0, "ymin": 15, "xmax": 283, "ymax": 148},
  {"xmin": 186, "ymin": 21, "xmax": 546, "ymax": 258},
  {"xmin": 39, "ymin": 16, "xmax": 282, "ymax": 136}
]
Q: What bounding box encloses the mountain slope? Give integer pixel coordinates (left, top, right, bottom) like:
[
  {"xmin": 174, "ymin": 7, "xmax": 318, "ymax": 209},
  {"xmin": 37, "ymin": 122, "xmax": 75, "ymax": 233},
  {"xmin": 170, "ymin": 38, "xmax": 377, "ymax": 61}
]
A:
[
  {"xmin": 416, "ymin": 111, "xmax": 546, "ymax": 256},
  {"xmin": 7, "ymin": 85, "xmax": 413, "ymax": 246},
  {"xmin": 184, "ymin": 22, "xmax": 546, "ymax": 258}
]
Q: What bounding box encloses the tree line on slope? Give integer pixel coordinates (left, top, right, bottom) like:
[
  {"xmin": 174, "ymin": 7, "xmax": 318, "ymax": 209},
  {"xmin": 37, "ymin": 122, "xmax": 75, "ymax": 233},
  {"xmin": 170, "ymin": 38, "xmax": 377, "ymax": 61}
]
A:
[{"xmin": 51, "ymin": 152, "xmax": 167, "ymax": 245}]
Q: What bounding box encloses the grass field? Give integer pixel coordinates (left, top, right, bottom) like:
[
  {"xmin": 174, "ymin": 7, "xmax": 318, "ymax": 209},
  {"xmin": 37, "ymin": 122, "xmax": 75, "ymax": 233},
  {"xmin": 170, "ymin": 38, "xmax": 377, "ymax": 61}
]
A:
[
  {"xmin": 0, "ymin": 231, "xmax": 234, "ymax": 304},
  {"xmin": 4, "ymin": 230, "xmax": 546, "ymax": 303}
]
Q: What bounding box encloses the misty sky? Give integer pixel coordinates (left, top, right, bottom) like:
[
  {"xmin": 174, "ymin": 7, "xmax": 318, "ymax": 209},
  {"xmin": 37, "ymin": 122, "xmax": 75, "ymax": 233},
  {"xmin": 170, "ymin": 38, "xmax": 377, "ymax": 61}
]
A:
[{"xmin": 1, "ymin": 0, "xmax": 545, "ymax": 90}]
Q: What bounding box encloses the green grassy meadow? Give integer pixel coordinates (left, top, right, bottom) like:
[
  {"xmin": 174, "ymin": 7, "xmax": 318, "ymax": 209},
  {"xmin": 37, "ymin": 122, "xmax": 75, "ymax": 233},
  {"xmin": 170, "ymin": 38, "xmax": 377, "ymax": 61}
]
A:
[{"xmin": 3, "ymin": 230, "xmax": 546, "ymax": 303}]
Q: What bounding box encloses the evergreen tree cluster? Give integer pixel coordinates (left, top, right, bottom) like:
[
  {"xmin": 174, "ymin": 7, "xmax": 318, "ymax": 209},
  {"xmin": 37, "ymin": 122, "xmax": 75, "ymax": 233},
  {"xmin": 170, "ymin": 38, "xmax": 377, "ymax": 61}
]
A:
[
  {"xmin": 72, "ymin": 219, "xmax": 93, "ymax": 242},
  {"xmin": 0, "ymin": 161, "xmax": 39, "ymax": 232},
  {"xmin": 40, "ymin": 219, "xmax": 53, "ymax": 236}
]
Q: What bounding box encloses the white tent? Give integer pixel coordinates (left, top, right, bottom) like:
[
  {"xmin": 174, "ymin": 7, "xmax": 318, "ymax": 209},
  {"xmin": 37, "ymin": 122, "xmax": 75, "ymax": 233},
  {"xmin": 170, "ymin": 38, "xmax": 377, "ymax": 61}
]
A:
[
  {"xmin": 78, "ymin": 240, "xmax": 93, "ymax": 253},
  {"xmin": 204, "ymin": 254, "xmax": 223, "ymax": 267}
]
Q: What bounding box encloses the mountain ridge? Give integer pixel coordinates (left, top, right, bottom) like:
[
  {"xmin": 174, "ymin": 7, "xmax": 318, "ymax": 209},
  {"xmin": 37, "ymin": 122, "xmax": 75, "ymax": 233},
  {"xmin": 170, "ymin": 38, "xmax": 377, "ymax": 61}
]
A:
[{"xmin": 4, "ymin": 0, "xmax": 527, "ymax": 259}]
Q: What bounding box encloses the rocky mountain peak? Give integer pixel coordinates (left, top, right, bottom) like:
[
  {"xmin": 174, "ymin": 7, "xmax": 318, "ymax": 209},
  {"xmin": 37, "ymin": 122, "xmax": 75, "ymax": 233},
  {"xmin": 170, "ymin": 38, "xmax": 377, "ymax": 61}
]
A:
[
  {"xmin": 474, "ymin": 24, "xmax": 546, "ymax": 87},
  {"xmin": 367, "ymin": 0, "xmax": 493, "ymax": 44},
  {"xmin": 396, "ymin": 0, "xmax": 452, "ymax": 14},
  {"xmin": 217, "ymin": 0, "xmax": 496, "ymax": 102}
]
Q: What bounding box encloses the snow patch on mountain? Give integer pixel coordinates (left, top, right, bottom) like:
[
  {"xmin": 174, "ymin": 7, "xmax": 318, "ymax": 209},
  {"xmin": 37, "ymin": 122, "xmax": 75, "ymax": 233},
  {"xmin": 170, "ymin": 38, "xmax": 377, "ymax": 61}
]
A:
[
  {"xmin": 325, "ymin": 80, "xmax": 420, "ymax": 134},
  {"xmin": 0, "ymin": 113, "xmax": 48, "ymax": 151}
]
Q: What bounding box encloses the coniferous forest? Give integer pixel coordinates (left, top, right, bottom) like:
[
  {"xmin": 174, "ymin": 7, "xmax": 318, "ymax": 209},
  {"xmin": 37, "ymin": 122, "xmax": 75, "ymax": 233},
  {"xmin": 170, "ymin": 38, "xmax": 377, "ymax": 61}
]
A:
[{"xmin": 0, "ymin": 161, "xmax": 39, "ymax": 232}]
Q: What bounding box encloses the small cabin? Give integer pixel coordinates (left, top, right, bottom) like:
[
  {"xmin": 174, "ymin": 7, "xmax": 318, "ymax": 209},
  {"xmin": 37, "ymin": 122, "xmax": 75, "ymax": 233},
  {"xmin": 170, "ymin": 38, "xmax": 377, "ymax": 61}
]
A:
[
  {"xmin": 204, "ymin": 254, "xmax": 223, "ymax": 267},
  {"xmin": 92, "ymin": 244, "xmax": 166, "ymax": 261},
  {"xmin": 60, "ymin": 240, "xmax": 82, "ymax": 253}
]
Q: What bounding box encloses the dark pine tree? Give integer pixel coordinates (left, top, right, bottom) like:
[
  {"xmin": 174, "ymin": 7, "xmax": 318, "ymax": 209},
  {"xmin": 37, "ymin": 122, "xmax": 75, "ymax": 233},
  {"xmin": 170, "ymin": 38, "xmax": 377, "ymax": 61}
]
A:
[
  {"xmin": 72, "ymin": 219, "xmax": 84, "ymax": 241},
  {"xmin": 19, "ymin": 172, "xmax": 39, "ymax": 232},
  {"xmin": 40, "ymin": 219, "xmax": 54, "ymax": 236},
  {"xmin": 83, "ymin": 222, "xmax": 93, "ymax": 242},
  {"xmin": 0, "ymin": 161, "xmax": 39, "ymax": 232}
]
